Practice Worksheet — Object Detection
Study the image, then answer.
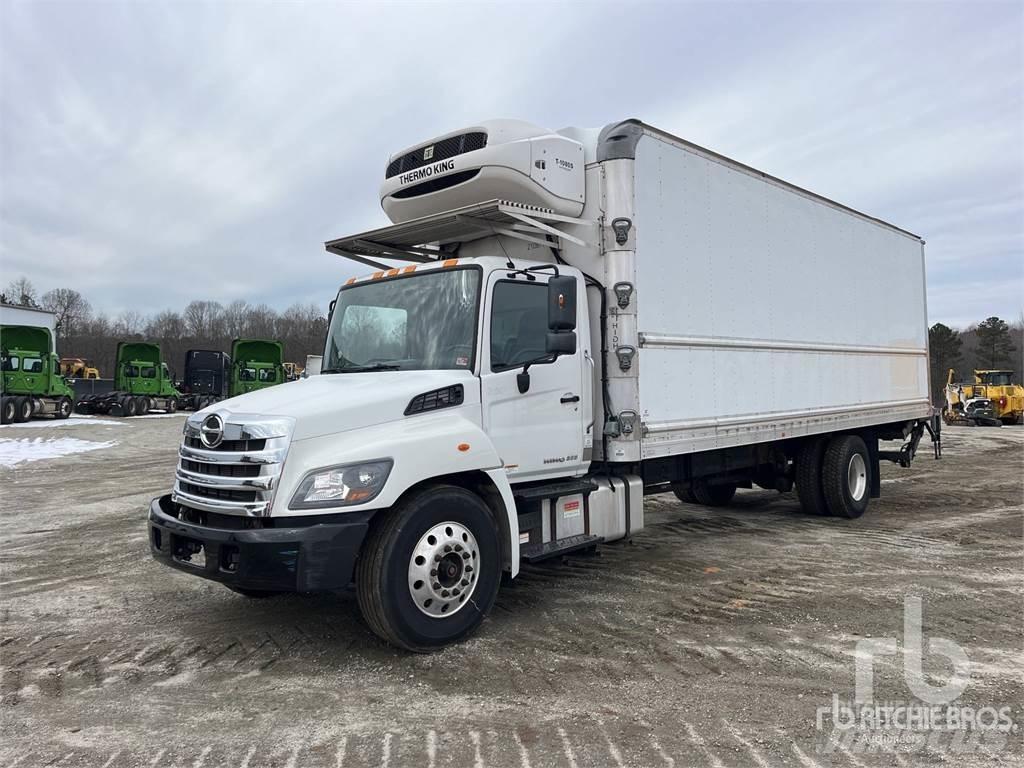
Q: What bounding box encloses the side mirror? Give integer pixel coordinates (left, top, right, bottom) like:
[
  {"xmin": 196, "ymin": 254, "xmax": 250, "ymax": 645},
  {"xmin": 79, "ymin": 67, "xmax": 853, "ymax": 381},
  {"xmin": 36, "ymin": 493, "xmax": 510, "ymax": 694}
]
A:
[
  {"xmin": 547, "ymin": 275, "xmax": 576, "ymax": 331},
  {"xmin": 546, "ymin": 331, "xmax": 576, "ymax": 357}
]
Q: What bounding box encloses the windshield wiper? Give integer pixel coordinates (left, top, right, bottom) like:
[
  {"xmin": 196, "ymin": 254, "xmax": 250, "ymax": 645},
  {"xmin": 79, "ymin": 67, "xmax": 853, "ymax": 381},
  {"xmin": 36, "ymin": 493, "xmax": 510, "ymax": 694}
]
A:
[{"xmin": 326, "ymin": 363, "xmax": 402, "ymax": 373}]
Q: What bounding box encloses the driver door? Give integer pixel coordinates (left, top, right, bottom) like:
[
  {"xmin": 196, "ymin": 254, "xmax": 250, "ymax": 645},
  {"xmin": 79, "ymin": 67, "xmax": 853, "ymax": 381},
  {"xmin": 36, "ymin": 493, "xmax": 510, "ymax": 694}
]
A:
[{"xmin": 480, "ymin": 273, "xmax": 587, "ymax": 483}]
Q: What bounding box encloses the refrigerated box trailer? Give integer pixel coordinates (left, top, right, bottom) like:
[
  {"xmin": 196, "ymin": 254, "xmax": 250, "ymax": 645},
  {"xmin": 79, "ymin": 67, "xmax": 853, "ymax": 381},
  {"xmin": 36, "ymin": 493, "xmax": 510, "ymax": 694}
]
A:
[{"xmin": 149, "ymin": 118, "xmax": 940, "ymax": 651}]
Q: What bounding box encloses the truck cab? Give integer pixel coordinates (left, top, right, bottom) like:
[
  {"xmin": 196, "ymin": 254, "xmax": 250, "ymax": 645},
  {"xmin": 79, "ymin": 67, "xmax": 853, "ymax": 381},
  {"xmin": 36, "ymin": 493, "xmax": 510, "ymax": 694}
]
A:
[
  {"xmin": 1, "ymin": 326, "xmax": 74, "ymax": 422},
  {"xmin": 78, "ymin": 341, "xmax": 180, "ymax": 417},
  {"xmin": 229, "ymin": 339, "xmax": 284, "ymax": 397},
  {"xmin": 180, "ymin": 349, "xmax": 231, "ymax": 410}
]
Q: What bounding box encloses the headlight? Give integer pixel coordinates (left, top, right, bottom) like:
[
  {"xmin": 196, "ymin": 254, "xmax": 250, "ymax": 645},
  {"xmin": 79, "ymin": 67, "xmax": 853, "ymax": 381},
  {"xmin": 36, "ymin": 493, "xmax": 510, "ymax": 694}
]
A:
[{"xmin": 289, "ymin": 459, "xmax": 393, "ymax": 510}]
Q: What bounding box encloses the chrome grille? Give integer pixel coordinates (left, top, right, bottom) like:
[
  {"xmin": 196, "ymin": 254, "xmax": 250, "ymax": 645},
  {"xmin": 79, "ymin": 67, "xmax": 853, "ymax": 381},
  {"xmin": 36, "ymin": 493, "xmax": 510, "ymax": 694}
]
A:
[{"xmin": 173, "ymin": 413, "xmax": 293, "ymax": 517}]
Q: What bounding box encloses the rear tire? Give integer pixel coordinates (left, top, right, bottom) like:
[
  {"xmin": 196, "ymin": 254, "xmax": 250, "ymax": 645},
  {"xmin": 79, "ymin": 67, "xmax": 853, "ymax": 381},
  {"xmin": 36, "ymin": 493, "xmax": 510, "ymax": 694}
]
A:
[
  {"xmin": 671, "ymin": 483, "xmax": 697, "ymax": 503},
  {"xmin": 14, "ymin": 396, "xmax": 32, "ymax": 423},
  {"xmin": 1, "ymin": 397, "xmax": 14, "ymax": 424},
  {"xmin": 122, "ymin": 396, "xmax": 138, "ymax": 417},
  {"xmin": 57, "ymin": 397, "xmax": 72, "ymax": 419},
  {"xmin": 796, "ymin": 436, "xmax": 830, "ymax": 515},
  {"xmin": 822, "ymin": 434, "xmax": 871, "ymax": 519},
  {"xmin": 356, "ymin": 485, "xmax": 501, "ymax": 652},
  {"xmin": 692, "ymin": 480, "xmax": 736, "ymax": 507}
]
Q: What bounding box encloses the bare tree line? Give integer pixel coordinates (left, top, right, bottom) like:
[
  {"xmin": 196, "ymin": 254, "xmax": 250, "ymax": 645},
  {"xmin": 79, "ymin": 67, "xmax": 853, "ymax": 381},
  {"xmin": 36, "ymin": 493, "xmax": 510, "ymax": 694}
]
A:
[{"xmin": 2, "ymin": 277, "xmax": 327, "ymax": 378}]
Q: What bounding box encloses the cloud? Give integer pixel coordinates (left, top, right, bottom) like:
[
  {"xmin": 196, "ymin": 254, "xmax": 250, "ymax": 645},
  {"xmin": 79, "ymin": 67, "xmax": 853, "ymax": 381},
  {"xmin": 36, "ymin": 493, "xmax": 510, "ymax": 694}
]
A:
[{"xmin": 1, "ymin": 1, "xmax": 1021, "ymax": 328}]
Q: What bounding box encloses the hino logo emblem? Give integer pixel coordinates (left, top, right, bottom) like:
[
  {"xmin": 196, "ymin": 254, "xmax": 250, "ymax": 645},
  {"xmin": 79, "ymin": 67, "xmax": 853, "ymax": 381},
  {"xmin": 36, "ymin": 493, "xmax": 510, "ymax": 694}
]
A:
[
  {"xmin": 200, "ymin": 413, "xmax": 224, "ymax": 448},
  {"xmin": 423, "ymin": 145, "xmax": 434, "ymax": 160}
]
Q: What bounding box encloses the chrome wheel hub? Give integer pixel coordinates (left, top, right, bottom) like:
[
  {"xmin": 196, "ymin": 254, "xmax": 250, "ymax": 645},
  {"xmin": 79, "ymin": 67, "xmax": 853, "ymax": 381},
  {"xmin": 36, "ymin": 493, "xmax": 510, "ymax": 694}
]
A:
[
  {"xmin": 848, "ymin": 453, "xmax": 867, "ymax": 501},
  {"xmin": 408, "ymin": 521, "xmax": 479, "ymax": 618}
]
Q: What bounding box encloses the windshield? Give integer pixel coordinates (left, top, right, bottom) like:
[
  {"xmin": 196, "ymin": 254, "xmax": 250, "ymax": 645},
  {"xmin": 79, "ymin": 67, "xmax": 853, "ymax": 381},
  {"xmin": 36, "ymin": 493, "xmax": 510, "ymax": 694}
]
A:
[
  {"xmin": 324, "ymin": 268, "xmax": 480, "ymax": 372},
  {"xmin": 981, "ymin": 372, "xmax": 1014, "ymax": 386}
]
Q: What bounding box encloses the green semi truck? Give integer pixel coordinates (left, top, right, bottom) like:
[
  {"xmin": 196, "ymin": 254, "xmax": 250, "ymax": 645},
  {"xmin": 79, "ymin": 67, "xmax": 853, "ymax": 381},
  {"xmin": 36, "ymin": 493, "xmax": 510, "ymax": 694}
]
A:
[
  {"xmin": 229, "ymin": 338, "xmax": 285, "ymax": 397},
  {"xmin": 0, "ymin": 325, "xmax": 75, "ymax": 423},
  {"xmin": 76, "ymin": 341, "xmax": 181, "ymax": 417}
]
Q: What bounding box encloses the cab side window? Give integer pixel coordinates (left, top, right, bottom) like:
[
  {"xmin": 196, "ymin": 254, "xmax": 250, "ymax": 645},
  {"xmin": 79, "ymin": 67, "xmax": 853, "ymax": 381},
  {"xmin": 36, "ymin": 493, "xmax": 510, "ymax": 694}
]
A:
[{"xmin": 490, "ymin": 282, "xmax": 552, "ymax": 371}]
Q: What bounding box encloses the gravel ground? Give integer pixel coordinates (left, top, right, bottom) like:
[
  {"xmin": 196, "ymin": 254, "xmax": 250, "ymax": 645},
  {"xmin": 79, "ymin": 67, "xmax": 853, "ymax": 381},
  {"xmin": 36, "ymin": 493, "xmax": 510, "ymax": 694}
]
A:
[{"xmin": 0, "ymin": 415, "xmax": 1021, "ymax": 767}]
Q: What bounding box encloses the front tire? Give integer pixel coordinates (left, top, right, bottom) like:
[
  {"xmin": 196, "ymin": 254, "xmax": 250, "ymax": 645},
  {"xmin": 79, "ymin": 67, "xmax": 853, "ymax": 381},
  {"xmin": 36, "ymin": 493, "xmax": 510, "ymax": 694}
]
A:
[
  {"xmin": 57, "ymin": 397, "xmax": 73, "ymax": 419},
  {"xmin": 356, "ymin": 485, "xmax": 501, "ymax": 652},
  {"xmin": 822, "ymin": 435, "xmax": 871, "ymax": 519}
]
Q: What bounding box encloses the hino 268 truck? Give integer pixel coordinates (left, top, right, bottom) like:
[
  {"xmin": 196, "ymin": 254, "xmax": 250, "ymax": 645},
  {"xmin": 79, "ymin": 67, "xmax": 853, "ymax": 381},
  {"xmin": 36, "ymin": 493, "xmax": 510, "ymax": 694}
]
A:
[{"xmin": 149, "ymin": 119, "xmax": 940, "ymax": 651}]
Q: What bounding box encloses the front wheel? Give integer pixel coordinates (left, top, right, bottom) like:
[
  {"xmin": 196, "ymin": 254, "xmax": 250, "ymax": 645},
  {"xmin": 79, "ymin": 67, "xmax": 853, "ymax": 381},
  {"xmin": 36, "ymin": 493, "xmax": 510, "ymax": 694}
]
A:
[
  {"xmin": 57, "ymin": 397, "xmax": 73, "ymax": 419},
  {"xmin": 356, "ymin": 485, "xmax": 501, "ymax": 652}
]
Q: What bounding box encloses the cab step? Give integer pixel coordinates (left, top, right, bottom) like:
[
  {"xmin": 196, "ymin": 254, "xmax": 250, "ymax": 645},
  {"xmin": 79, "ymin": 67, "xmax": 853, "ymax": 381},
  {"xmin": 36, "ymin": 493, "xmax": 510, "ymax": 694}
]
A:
[{"xmin": 520, "ymin": 534, "xmax": 602, "ymax": 563}]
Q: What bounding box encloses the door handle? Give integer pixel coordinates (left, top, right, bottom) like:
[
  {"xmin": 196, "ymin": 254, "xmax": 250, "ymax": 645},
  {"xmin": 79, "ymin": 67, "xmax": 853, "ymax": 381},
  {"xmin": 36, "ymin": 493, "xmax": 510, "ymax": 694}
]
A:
[{"xmin": 560, "ymin": 394, "xmax": 580, "ymax": 404}]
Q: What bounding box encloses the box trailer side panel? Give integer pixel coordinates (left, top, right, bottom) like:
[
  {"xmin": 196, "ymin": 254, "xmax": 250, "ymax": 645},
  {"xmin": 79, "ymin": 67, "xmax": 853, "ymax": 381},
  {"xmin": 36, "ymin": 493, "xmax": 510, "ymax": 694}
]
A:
[{"xmin": 633, "ymin": 132, "xmax": 930, "ymax": 458}]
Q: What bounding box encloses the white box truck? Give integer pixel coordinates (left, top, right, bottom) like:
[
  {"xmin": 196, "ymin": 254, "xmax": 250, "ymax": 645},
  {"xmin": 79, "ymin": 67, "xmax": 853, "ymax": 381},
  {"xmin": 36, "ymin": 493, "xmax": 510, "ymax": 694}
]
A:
[{"xmin": 149, "ymin": 119, "xmax": 940, "ymax": 650}]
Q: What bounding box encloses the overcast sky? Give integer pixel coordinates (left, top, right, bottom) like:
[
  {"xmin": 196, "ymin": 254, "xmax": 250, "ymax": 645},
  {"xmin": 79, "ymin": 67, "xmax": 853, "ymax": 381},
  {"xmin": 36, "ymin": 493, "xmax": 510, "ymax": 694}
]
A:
[{"xmin": 1, "ymin": 1, "xmax": 1021, "ymax": 329}]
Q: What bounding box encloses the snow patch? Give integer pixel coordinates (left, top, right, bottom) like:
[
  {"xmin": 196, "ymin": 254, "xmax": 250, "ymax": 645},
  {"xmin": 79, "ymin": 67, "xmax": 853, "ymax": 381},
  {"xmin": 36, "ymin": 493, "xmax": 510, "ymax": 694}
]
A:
[
  {"xmin": 134, "ymin": 413, "xmax": 187, "ymax": 419},
  {"xmin": 0, "ymin": 437, "xmax": 118, "ymax": 467},
  {"xmin": 0, "ymin": 417, "xmax": 124, "ymax": 430}
]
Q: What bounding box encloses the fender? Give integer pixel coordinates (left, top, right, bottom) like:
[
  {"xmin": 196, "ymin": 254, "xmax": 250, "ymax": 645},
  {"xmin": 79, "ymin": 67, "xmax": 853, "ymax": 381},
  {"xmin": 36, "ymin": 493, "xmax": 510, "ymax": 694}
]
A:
[{"xmin": 273, "ymin": 405, "xmax": 521, "ymax": 576}]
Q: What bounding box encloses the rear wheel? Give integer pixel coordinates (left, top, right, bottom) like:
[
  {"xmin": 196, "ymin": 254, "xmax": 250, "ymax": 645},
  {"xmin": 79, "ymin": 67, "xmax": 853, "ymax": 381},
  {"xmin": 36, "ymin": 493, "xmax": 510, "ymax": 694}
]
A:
[
  {"xmin": 57, "ymin": 397, "xmax": 73, "ymax": 419},
  {"xmin": 14, "ymin": 397, "xmax": 32, "ymax": 423},
  {"xmin": 122, "ymin": 396, "xmax": 138, "ymax": 417},
  {"xmin": 1, "ymin": 397, "xmax": 14, "ymax": 424},
  {"xmin": 356, "ymin": 485, "xmax": 501, "ymax": 652},
  {"xmin": 671, "ymin": 483, "xmax": 697, "ymax": 503},
  {"xmin": 796, "ymin": 436, "xmax": 830, "ymax": 515},
  {"xmin": 692, "ymin": 480, "xmax": 736, "ymax": 507},
  {"xmin": 822, "ymin": 435, "xmax": 871, "ymax": 519}
]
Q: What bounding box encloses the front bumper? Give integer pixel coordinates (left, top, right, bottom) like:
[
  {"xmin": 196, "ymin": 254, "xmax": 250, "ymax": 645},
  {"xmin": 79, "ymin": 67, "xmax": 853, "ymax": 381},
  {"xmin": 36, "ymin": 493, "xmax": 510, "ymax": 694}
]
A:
[{"xmin": 148, "ymin": 495, "xmax": 372, "ymax": 592}]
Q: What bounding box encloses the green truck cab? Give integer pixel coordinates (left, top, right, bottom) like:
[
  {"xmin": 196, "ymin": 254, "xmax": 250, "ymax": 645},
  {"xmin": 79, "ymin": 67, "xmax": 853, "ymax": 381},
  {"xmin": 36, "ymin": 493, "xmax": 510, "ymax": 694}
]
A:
[
  {"xmin": 1, "ymin": 325, "xmax": 74, "ymax": 423},
  {"xmin": 229, "ymin": 339, "xmax": 285, "ymax": 397},
  {"xmin": 77, "ymin": 341, "xmax": 181, "ymax": 417}
]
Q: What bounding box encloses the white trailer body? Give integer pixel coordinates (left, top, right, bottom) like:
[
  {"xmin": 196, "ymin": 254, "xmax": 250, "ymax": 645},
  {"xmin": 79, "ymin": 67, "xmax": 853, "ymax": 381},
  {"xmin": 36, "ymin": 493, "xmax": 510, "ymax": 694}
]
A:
[
  {"xmin": 605, "ymin": 125, "xmax": 931, "ymax": 460},
  {"xmin": 148, "ymin": 118, "xmax": 940, "ymax": 651}
]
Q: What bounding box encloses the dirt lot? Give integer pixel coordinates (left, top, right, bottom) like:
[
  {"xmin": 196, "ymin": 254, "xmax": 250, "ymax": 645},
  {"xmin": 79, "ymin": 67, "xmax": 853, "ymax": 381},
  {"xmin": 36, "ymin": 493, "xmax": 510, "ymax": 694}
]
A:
[{"xmin": 0, "ymin": 415, "xmax": 1021, "ymax": 767}]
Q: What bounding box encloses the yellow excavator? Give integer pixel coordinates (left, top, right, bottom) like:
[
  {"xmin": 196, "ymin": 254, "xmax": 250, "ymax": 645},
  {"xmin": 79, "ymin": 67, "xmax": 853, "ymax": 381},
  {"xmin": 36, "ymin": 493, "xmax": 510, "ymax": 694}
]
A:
[
  {"xmin": 59, "ymin": 357, "xmax": 100, "ymax": 380},
  {"xmin": 944, "ymin": 368, "xmax": 1024, "ymax": 425}
]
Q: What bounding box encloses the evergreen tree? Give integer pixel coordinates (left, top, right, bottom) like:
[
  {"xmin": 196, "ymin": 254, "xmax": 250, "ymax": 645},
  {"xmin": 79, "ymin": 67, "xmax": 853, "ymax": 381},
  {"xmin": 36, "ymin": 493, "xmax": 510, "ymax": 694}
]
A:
[
  {"xmin": 928, "ymin": 323, "xmax": 963, "ymax": 402},
  {"xmin": 975, "ymin": 316, "xmax": 1016, "ymax": 368}
]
